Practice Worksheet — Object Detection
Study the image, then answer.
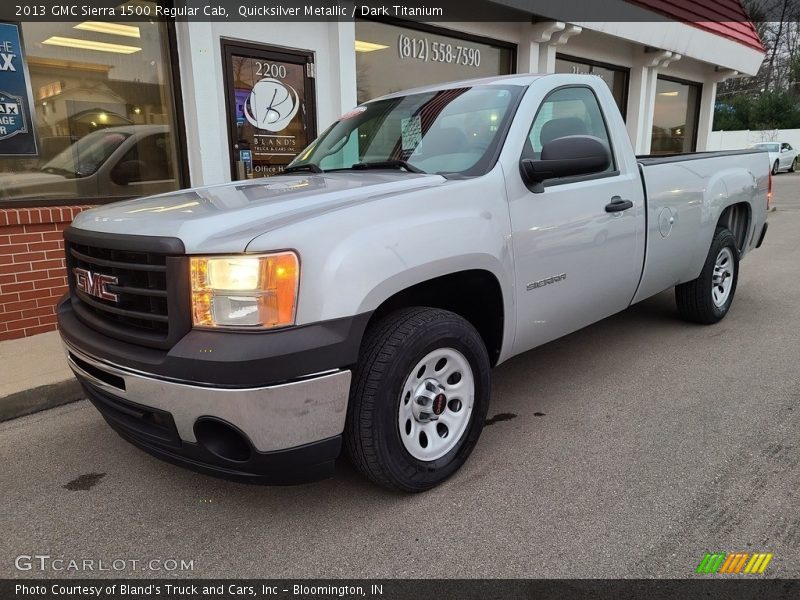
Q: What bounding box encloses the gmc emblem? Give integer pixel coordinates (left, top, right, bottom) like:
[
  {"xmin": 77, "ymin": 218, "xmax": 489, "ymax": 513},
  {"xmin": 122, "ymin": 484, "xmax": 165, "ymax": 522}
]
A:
[{"xmin": 73, "ymin": 267, "xmax": 119, "ymax": 303}]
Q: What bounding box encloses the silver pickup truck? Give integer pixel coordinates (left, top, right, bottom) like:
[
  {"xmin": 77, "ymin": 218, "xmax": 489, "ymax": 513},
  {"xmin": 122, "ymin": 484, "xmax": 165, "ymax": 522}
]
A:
[{"xmin": 58, "ymin": 74, "xmax": 769, "ymax": 492}]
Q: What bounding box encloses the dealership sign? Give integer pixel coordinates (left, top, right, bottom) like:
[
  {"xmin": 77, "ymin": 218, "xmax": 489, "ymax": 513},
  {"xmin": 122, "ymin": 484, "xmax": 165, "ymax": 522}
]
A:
[{"xmin": 0, "ymin": 22, "xmax": 37, "ymax": 155}]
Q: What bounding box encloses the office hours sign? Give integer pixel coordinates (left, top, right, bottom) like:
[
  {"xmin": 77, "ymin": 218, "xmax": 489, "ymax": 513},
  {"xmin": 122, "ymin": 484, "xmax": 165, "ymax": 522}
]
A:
[
  {"xmin": 223, "ymin": 41, "xmax": 316, "ymax": 178},
  {"xmin": 0, "ymin": 22, "xmax": 37, "ymax": 155}
]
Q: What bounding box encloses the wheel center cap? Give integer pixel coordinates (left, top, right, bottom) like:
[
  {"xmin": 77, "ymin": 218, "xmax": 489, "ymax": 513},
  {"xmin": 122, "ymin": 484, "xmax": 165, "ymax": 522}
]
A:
[
  {"xmin": 432, "ymin": 393, "xmax": 447, "ymax": 416},
  {"xmin": 412, "ymin": 378, "xmax": 446, "ymax": 422}
]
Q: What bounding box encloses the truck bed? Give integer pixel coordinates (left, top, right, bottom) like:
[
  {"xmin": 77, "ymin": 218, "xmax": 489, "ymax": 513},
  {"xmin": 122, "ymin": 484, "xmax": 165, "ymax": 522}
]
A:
[{"xmin": 632, "ymin": 148, "xmax": 769, "ymax": 304}]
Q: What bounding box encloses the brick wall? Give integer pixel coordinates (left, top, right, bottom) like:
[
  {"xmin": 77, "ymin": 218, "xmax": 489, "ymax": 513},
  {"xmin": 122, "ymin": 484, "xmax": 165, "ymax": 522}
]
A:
[{"xmin": 0, "ymin": 206, "xmax": 92, "ymax": 342}]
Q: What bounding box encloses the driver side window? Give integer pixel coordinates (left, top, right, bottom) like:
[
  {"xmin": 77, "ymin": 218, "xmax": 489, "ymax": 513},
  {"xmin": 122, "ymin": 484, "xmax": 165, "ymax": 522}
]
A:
[
  {"xmin": 115, "ymin": 133, "xmax": 174, "ymax": 183},
  {"xmin": 523, "ymin": 86, "xmax": 614, "ymax": 174}
]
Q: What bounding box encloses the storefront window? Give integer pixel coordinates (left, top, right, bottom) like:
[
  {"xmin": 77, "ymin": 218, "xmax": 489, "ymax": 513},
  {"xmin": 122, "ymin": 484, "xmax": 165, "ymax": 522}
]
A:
[
  {"xmin": 651, "ymin": 76, "xmax": 701, "ymax": 154},
  {"xmin": 354, "ymin": 21, "xmax": 514, "ymax": 104},
  {"xmin": 0, "ymin": 21, "xmax": 182, "ymax": 206},
  {"xmin": 555, "ymin": 55, "xmax": 628, "ymax": 118}
]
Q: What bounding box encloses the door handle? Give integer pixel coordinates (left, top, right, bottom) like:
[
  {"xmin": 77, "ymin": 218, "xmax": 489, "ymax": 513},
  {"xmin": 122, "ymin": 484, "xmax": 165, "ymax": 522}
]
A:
[{"xmin": 605, "ymin": 197, "xmax": 633, "ymax": 212}]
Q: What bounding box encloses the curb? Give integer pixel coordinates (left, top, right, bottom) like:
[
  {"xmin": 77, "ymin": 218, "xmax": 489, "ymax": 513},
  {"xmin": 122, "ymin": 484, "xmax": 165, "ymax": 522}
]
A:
[{"xmin": 0, "ymin": 379, "xmax": 84, "ymax": 423}]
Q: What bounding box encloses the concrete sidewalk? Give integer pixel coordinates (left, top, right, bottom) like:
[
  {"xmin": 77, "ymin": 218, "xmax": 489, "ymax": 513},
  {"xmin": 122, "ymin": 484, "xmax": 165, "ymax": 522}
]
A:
[{"xmin": 0, "ymin": 330, "xmax": 82, "ymax": 421}]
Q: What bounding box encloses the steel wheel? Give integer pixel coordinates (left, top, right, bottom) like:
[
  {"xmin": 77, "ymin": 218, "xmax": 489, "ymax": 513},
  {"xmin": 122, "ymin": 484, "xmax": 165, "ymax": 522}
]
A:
[
  {"xmin": 711, "ymin": 247, "xmax": 735, "ymax": 307},
  {"xmin": 398, "ymin": 347, "xmax": 475, "ymax": 461}
]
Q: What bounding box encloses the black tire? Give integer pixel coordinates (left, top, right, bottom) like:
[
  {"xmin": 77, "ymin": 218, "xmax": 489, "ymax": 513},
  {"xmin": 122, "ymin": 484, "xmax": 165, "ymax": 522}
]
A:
[
  {"xmin": 773, "ymin": 160, "xmax": 780, "ymax": 175},
  {"xmin": 675, "ymin": 228, "xmax": 739, "ymax": 324},
  {"xmin": 791, "ymin": 158, "xmax": 797, "ymax": 173},
  {"xmin": 345, "ymin": 307, "xmax": 491, "ymax": 492}
]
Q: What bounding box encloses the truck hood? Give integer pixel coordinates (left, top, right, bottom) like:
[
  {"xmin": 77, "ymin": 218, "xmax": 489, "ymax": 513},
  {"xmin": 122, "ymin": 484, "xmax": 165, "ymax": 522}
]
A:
[
  {"xmin": 0, "ymin": 171, "xmax": 67, "ymax": 198},
  {"xmin": 71, "ymin": 171, "xmax": 448, "ymax": 253}
]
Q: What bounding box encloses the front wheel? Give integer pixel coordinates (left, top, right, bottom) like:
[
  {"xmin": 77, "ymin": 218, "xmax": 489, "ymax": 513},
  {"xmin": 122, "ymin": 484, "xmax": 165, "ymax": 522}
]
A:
[
  {"xmin": 790, "ymin": 158, "xmax": 797, "ymax": 173},
  {"xmin": 675, "ymin": 228, "xmax": 739, "ymax": 324},
  {"xmin": 773, "ymin": 160, "xmax": 780, "ymax": 175},
  {"xmin": 345, "ymin": 307, "xmax": 491, "ymax": 492}
]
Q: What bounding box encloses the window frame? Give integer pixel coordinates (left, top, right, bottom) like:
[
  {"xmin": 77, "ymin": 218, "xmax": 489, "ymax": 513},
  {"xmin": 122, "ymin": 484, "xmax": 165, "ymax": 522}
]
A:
[
  {"xmin": 0, "ymin": 19, "xmax": 189, "ymax": 209},
  {"xmin": 653, "ymin": 74, "xmax": 703, "ymax": 155},
  {"xmin": 555, "ymin": 53, "xmax": 630, "ymax": 121},
  {"xmin": 521, "ymin": 84, "xmax": 620, "ymax": 190}
]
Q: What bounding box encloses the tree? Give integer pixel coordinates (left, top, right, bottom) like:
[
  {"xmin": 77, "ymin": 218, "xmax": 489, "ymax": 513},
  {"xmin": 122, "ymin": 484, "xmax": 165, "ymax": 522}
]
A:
[{"xmin": 713, "ymin": 0, "xmax": 800, "ymax": 129}]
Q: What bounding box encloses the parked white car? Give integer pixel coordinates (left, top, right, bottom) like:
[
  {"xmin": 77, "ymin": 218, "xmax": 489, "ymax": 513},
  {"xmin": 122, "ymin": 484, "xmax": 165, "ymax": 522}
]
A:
[{"xmin": 751, "ymin": 141, "xmax": 797, "ymax": 174}]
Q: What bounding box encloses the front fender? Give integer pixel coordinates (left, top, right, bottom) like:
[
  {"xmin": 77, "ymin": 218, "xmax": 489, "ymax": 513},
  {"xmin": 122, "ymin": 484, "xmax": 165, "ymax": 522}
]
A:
[{"xmin": 246, "ymin": 168, "xmax": 517, "ymax": 360}]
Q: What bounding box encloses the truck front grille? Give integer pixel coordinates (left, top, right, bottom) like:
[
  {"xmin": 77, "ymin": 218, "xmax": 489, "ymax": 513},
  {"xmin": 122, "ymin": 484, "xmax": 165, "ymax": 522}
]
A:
[{"xmin": 64, "ymin": 229, "xmax": 190, "ymax": 350}]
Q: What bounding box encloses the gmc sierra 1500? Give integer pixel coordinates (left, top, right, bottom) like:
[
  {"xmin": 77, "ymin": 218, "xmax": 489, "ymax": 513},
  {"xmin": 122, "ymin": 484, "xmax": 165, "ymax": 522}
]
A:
[{"xmin": 58, "ymin": 74, "xmax": 769, "ymax": 492}]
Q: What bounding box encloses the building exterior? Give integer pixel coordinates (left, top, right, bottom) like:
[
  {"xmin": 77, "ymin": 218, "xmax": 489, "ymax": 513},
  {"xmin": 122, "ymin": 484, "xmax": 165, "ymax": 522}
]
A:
[{"xmin": 0, "ymin": 1, "xmax": 766, "ymax": 340}]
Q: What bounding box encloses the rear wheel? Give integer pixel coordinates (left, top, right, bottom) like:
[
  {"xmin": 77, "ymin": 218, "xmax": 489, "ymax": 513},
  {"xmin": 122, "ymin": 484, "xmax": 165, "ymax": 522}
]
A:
[
  {"xmin": 345, "ymin": 307, "xmax": 491, "ymax": 492},
  {"xmin": 675, "ymin": 228, "xmax": 739, "ymax": 324},
  {"xmin": 773, "ymin": 160, "xmax": 780, "ymax": 175}
]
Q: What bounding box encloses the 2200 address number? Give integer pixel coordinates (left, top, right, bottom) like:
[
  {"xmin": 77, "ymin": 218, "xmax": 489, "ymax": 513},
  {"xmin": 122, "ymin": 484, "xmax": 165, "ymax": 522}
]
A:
[{"xmin": 398, "ymin": 34, "xmax": 482, "ymax": 67}]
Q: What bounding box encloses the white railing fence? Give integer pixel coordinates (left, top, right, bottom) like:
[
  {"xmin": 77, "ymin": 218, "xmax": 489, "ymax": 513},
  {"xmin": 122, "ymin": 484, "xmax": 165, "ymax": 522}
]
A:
[{"xmin": 708, "ymin": 129, "xmax": 800, "ymax": 151}]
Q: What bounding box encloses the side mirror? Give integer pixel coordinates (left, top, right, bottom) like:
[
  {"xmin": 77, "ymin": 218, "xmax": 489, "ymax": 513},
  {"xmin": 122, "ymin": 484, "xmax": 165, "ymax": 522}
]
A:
[
  {"xmin": 110, "ymin": 160, "xmax": 145, "ymax": 186},
  {"xmin": 520, "ymin": 135, "xmax": 611, "ymax": 188}
]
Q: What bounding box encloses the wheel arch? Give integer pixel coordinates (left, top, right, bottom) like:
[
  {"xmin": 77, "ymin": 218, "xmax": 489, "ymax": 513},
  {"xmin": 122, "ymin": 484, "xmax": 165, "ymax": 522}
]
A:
[
  {"xmin": 363, "ymin": 269, "xmax": 506, "ymax": 367},
  {"xmin": 716, "ymin": 201, "xmax": 751, "ymax": 254}
]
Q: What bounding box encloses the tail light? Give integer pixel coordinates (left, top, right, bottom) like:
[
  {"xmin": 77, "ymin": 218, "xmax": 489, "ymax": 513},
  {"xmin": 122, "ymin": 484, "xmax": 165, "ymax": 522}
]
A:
[{"xmin": 767, "ymin": 170, "xmax": 773, "ymax": 209}]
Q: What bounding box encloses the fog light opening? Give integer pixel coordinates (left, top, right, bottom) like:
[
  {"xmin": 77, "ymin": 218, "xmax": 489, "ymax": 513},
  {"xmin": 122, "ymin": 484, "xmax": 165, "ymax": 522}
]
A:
[{"xmin": 193, "ymin": 418, "xmax": 252, "ymax": 463}]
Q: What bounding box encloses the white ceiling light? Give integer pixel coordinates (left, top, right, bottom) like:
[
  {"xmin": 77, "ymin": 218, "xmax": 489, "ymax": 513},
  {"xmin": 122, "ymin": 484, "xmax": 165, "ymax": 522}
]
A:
[
  {"xmin": 42, "ymin": 36, "xmax": 142, "ymax": 54},
  {"xmin": 74, "ymin": 22, "xmax": 141, "ymax": 39},
  {"xmin": 355, "ymin": 40, "xmax": 389, "ymax": 53}
]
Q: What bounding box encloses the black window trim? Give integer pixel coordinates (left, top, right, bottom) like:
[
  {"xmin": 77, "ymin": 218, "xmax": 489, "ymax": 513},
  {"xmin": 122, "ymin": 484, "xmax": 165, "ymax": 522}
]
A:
[
  {"xmin": 0, "ymin": 15, "xmax": 189, "ymax": 209},
  {"xmin": 521, "ymin": 84, "xmax": 621, "ymax": 191}
]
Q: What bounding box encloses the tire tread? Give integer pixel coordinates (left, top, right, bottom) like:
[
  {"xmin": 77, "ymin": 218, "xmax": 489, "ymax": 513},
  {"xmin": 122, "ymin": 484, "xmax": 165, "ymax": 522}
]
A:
[
  {"xmin": 675, "ymin": 227, "xmax": 738, "ymax": 324},
  {"xmin": 345, "ymin": 307, "xmax": 487, "ymax": 492}
]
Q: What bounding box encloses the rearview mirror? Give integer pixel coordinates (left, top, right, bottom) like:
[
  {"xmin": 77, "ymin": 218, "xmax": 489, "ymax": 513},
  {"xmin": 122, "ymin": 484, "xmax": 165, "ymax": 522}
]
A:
[{"xmin": 520, "ymin": 135, "xmax": 611, "ymax": 189}]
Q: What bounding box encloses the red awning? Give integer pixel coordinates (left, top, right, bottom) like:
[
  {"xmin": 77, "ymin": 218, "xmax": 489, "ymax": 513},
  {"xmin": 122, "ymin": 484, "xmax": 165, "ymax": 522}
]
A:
[{"xmin": 628, "ymin": 0, "xmax": 765, "ymax": 52}]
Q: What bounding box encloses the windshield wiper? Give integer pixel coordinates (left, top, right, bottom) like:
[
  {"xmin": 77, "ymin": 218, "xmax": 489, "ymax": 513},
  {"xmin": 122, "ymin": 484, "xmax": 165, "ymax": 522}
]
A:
[
  {"xmin": 351, "ymin": 160, "xmax": 425, "ymax": 174},
  {"xmin": 282, "ymin": 163, "xmax": 323, "ymax": 174},
  {"xmin": 41, "ymin": 166, "xmax": 76, "ymax": 178}
]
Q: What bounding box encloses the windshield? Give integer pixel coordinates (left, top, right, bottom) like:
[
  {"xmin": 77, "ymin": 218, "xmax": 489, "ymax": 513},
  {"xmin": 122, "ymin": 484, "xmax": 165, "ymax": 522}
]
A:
[
  {"xmin": 288, "ymin": 85, "xmax": 523, "ymax": 176},
  {"xmin": 753, "ymin": 143, "xmax": 780, "ymax": 153},
  {"xmin": 42, "ymin": 130, "xmax": 130, "ymax": 178}
]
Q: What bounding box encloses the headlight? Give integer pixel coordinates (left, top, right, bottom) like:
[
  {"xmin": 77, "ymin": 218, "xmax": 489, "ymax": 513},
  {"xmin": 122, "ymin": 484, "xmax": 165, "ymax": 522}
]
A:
[{"xmin": 190, "ymin": 252, "xmax": 299, "ymax": 329}]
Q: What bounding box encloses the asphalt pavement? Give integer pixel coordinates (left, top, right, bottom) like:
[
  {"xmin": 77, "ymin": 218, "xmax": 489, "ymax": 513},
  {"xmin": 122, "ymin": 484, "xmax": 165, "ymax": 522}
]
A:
[{"xmin": 3, "ymin": 176, "xmax": 799, "ymax": 579}]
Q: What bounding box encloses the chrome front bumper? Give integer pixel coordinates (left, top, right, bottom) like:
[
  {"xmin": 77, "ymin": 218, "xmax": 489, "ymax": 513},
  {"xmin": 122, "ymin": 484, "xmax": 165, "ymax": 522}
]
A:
[{"xmin": 63, "ymin": 341, "xmax": 352, "ymax": 453}]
